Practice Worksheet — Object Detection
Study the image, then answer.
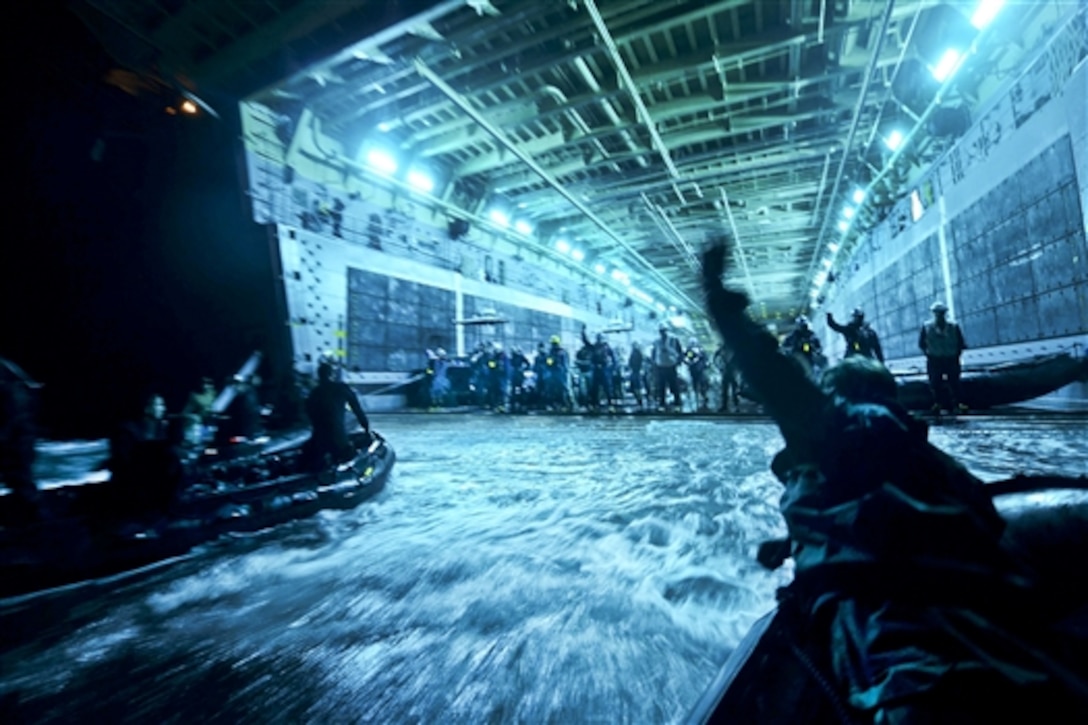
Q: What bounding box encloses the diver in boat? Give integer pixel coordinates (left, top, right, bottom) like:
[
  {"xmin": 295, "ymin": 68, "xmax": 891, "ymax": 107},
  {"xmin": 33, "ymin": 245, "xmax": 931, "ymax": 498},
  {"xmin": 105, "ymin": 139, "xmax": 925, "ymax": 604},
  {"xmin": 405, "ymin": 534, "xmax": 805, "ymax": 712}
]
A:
[
  {"xmin": 0, "ymin": 357, "xmax": 43, "ymax": 521},
  {"xmin": 301, "ymin": 361, "xmax": 370, "ymax": 471},
  {"xmin": 628, "ymin": 342, "xmax": 646, "ymax": 410},
  {"xmin": 581, "ymin": 325, "xmax": 618, "ymax": 412},
  {"xmin": 216, "ymin": 373, "xmax": 264, "ymax": 444},
  {"xmin": 683, "ymin": 337, "xmax": 710, "ymax": 411},
  {"xmin": 919, "ymin": 301, "xmax": 968, "ymax": 414},
  {"xmin": 650, "ymin": 323, "xmax": 684, "ymax": 411},
  {"xmin": 701, "ymin": 238, "xmax": 1087, "ymax": 723},
  {"xmin": 826, "ymin": 308, "xmax": 884, "ymax": 363},
  {"xmin": 104, "ymin": 392, "xmax": 175, "ymax": 518}
]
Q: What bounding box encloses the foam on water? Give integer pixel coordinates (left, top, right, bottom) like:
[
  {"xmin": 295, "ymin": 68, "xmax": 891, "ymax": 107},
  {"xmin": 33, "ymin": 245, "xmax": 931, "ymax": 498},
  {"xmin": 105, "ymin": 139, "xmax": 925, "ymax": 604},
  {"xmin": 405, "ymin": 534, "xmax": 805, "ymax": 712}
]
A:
[{"xmin": 2, "ymin": 414, "xmax": 1084, "ymax": 723}]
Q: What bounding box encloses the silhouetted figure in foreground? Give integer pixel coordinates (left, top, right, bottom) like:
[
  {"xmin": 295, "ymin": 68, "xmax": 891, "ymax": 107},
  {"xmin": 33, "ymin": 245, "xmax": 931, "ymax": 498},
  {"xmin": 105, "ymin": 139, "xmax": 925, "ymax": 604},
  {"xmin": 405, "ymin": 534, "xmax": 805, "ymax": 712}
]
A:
[
  {"xmin": 0, "ymin": 357, "xmax": 42, "ymax": 521},
  {"xmin": 701, "ymin": 240, "xmax": 1086, "ymax": 723},
  {"xmin": 302, "ymin": 362, "xmax": 370, "ymax": 471}
]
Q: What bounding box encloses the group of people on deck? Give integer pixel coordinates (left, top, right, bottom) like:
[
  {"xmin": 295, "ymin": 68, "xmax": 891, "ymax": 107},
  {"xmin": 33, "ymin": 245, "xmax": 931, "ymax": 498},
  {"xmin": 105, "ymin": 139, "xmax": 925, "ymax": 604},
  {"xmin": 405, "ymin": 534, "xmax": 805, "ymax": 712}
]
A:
[{"xmin": 421, "ymin": 324, "xmax": 717, "ymax": 414}]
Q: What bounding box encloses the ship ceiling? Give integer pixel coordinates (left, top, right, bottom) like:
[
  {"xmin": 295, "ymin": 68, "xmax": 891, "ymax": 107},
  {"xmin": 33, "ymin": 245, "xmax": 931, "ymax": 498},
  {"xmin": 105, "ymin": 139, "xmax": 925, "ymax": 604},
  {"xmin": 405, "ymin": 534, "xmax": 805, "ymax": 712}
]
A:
[{"xmin": 73, "ymin": 0, "xmax": 1061, "ymax": 323}]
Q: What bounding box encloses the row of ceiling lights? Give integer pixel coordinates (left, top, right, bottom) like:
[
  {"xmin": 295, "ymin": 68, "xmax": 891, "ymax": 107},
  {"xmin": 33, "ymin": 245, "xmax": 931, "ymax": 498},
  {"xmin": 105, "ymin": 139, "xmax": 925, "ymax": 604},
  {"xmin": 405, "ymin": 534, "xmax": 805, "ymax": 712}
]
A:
[
  {"xmin": 360, "ymin": 145, "xmax": 670, "ymax": 316},
  {"xmin": 809, "ymin": 0, "xmax": 1007, "ymax": 305}
]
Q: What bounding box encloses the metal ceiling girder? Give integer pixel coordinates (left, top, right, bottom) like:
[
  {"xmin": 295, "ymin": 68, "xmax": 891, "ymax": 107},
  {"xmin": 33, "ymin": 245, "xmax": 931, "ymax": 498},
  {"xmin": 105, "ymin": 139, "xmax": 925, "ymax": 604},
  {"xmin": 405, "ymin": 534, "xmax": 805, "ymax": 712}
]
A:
[
  {"xmin": 802, "ymin": 0, "xmax": 897, "ymax": 300},
  {"xmin": 412, "ymin": 56, "xmax": 702, "ymax": 315}
]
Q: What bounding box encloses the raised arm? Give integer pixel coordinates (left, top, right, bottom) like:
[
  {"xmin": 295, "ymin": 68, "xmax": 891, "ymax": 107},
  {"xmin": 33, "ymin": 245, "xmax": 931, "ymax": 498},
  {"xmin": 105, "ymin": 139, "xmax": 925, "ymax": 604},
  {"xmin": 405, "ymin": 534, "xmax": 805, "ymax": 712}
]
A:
[
  {"xmin": 826, "ymin": 312, "xmax": 847, "ymax": 333},
  {"xmin": 344, "ymin": 385, "xmax": 370, "ymax": 432},
  {"xmin": 702, "ymin": 243, "xmax": 825, "ymax": 450}
]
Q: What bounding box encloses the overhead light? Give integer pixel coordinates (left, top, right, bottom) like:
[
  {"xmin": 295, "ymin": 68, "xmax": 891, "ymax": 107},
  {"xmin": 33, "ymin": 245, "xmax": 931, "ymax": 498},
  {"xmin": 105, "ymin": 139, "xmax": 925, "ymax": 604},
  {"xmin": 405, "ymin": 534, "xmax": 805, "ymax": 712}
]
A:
[
  {"xmin": 365, "ymin": 148, "xmax": 398, "ymax": 175},
  {"xmin": 930, "ymin": 49, "xmax": 963, "ymax": 82},
  {"xmin": 837, "ymin": 220, "xmax": 849, "ymax": 232},
  {"xmin": 594, "ymin": 263, "xmax": 606, "ymax": 274},
  {"xmin": 377, "ymin": 121, "xmax": 393, "ymax": 132},
  {"xmin": 656, "ymin": 303, "xmax": 667, "ymax": 312},
  {"xmin": 489, "ymin": 209, "xmax": 510, "ymax": 227},
  {"xmin": 555, "ymin": 238, "xmax": 571, "ymax": 254},
  {"xmin": 910, "ymin": 189, "xmax": 924, "ymax": 222},
  {"xmin": 828, "ymin": 242, "xmax": 840, "ymax": 252},
  {"xmin": 406, "ymin": 169, "xmax": 434, "ymax": 193},
  {"xmin": 571, "ymin": 249, "xmax": 585, "ymax": 262},
  {"xmin": 822, "ymin": 258, "xmax": 832, "ymax": 269},
  {"xmin": 884, "ymin": 129, "xmax": 904, "ymax": 151},
  {"xmin": 851, "ymin": 188, "xmax": 866, "ymax": 204},
  {"xmin": 610, "ymin": 269, "xmax": 627, "ymax": 282},
  {"xmin": 179, "ymin": 99, "xmax": 198, "ymax": 115},
  {"xmin": 514, "ymin": 219, "xmax": 533, "ymax": 235},
  {"xmin": 842, "ymin": 206, "xmax": 856, "ymax": 219},
  {"xmin": 971, "ymin": 0, "xmax": 1005, "ymax": 29}
]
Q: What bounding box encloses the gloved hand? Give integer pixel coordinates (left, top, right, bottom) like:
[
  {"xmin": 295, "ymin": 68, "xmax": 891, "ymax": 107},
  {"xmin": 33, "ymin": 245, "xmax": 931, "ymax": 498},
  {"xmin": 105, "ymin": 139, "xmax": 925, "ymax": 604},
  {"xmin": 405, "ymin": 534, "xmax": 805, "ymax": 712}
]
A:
[{"xmin": 702, "ymin": 241, "xmax": 749, "ymax": 314}]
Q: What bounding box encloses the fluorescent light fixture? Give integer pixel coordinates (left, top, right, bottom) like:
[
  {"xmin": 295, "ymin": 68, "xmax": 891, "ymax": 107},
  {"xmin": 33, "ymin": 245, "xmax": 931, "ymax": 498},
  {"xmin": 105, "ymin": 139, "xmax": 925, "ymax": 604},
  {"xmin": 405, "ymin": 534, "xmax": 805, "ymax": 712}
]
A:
[
  {"xmin": 555, "ymin": 238, "xmax": 571, "ymax": 254},
  {"xmin": 971, "ymin": 0, "xmax": 1005, "ymax": 29},
  {"xmin": 910, "ymin": 189, "xmax": 924, "ymax": 222},
  {"xmin": 884, "ymin": 129, "xmax": 904, "ymax": 151},
  {"xmin": 828, "ymin": 242, "xmax": 840, "ymax": 252},
  {"xmin": 852, "ymin": 188, "xmax": 866, "ymax": 204},
  {"xmin": 610, "ymin": 269, "xmax": 625, "ymax": 282},
  {"xmin": 594, "ymin": 263, "xmax": 606, "ymax": 274},
  {"xmin": 930, "ymin": 49, "xmax": 963, "ymax": 83},
  {"xmin": 822, "ymin": 258, "xmax": 832, "ymax": 269},
  {"xmin": 656, "ymin": 303, "xmax": 667, "ymax": 312},
  {"xmin": 406, "ymin": 169, "xmax": 434, "ymax": 193},
  {"xmin": 514, "ymin": 219, "xmax": 533, "ymax": 235},
  {"xmin": 842, "ymin": 206, "xmax": 856, "ymax": 219},
  {"xmin": 489, "ymin": 209, "xmax": 510, "ymax": 227},
  {"xmin": 377, "ymin": 121, "xmax": 393, "ymax": 132},
  {"xmin": 837, "ymin": 220, "xmax": 849, "ymax": 232},
  {"xmin": 571, "ymin": 249, "xmax": 585, "ymax": 262},
  {"xmin": 366, "ymin": 148, "xmax": 398, "ymax": 175}
]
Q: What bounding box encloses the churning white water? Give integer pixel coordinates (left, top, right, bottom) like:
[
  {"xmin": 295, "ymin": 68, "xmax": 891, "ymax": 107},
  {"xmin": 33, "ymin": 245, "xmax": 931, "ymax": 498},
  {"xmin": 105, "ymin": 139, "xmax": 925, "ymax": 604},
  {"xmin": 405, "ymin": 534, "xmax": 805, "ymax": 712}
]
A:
[{"xmin": 2, "ymin": 413, "xmax": 1085, "ymax": 723}]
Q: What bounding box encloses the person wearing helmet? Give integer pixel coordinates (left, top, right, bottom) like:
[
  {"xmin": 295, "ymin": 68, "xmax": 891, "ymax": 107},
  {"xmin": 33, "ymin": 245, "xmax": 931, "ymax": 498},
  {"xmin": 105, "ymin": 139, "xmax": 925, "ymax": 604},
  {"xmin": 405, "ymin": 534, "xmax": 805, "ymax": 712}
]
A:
[
  {"xmin": 684, "ymin": 336, "xmax": 710, "ymax": 411},
  {"xmin": 538, "ymin": 335, "xmax": 571, "ymax": 410},
  {"xmin": 580, "ymin": 324, "xmax": 618, "ymax": 412},
  {"xmin": 782, "ymin": 316, "xmax": 826, "ymax": 379},
  {"xmin": 651, "ymin": 322, "xmax": 684, "ymax": 410},
  {"xmin": 301, "ymin": 360, "xmax": 370, "ymax": 471},
  {"xmin": 919, "ymin": 300, "xmax": 968, "ymax": 414},
  {"xmin": 826, "ymin": 307, "xmax": 884, "ymax": 363},
  {"xmin": 486, "ymin": 341, "xmax": 510, "ymax": 412}
]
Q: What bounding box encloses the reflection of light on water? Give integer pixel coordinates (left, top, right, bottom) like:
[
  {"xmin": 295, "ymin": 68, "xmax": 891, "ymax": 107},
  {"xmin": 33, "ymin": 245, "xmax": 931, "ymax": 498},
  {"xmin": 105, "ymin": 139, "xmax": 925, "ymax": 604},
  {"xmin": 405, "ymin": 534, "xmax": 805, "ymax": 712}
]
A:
[{"xmin": 4, "ymin": 415, "xmax": 1085, "ymax": 722}]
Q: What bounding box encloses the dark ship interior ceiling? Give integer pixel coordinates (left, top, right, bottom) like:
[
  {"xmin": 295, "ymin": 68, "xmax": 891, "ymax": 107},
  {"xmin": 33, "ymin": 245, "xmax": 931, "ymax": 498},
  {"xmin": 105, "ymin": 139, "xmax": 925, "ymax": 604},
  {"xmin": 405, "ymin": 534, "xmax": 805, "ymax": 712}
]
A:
[{"xmin": 72, "ymin": 0, "xmax": 1055, "ymax": 319}]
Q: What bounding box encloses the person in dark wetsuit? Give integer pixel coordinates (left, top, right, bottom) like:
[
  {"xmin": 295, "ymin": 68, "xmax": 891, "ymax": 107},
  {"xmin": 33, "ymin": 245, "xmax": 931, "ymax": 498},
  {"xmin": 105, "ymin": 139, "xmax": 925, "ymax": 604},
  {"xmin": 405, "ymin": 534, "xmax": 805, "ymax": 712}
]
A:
[
  {"xmin": 628, "ymin": 342, "xmax": 646, "ymax": 410},
  {"xmin": 700, "ymin": 239, "xmax": 1087, "ymax": 724},
  {"xmin": 302, "ymin": 361, "xmax": 370, "ymax": 471},
  {"xmin": 580, "ymin": 325, "xmax": 617, "ymax": 411},
  {"xmin": 826, "ymin": 307, "xmax": 884, "ymax": 363},
  {"xmin": 1, "ymin": 357, "xmax": 42, "ymax": 521}
]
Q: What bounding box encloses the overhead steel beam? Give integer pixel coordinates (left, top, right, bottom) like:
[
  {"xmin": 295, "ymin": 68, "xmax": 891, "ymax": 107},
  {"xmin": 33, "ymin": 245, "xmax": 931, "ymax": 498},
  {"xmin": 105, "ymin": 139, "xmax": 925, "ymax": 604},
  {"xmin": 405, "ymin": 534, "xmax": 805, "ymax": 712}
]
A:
[{"xmin": 413, "ymin": 56, "xmax": 702, "ymax": 314}]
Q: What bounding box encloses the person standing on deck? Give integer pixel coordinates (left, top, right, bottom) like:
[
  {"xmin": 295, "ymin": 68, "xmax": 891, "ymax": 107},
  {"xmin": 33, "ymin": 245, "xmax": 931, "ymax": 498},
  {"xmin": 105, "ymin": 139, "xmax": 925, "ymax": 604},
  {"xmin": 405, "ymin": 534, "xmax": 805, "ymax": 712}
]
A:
[{"xmin": 919, "ymin": 301, "xmax": 968, "ymax": 414}]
